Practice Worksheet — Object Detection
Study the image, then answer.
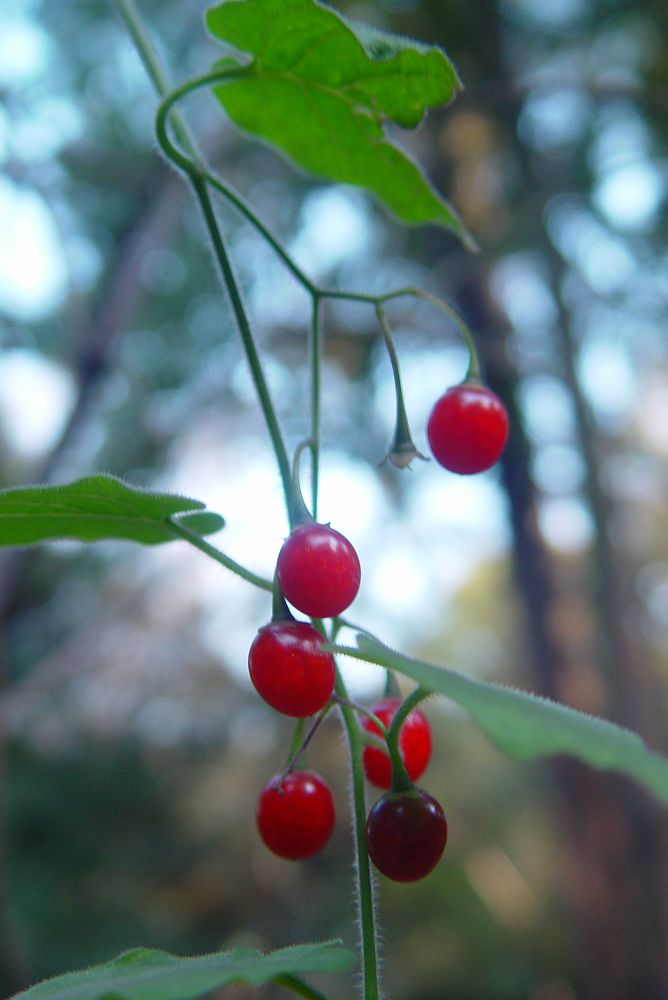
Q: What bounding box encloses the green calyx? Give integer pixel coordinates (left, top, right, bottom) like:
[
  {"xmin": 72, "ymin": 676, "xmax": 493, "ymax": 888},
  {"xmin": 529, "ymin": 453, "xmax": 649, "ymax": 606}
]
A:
[
  {"xmin": 289, "ymin": 439, "xmax": 318, "ymax": 529},
  {"xmin": 271, "ymin": 571, "xmax": 296, "ymax": 623}
]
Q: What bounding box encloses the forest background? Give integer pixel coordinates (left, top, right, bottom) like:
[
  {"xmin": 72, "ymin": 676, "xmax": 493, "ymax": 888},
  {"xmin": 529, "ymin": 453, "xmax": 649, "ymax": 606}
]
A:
[{"xmin": 1, "ymin": 0, "xmax": 668, "ymax": 998}]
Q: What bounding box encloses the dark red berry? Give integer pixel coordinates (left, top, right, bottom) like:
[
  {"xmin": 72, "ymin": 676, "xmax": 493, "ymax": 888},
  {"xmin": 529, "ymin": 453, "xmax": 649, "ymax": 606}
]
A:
[
  {"xmin": 248, "ymin": 621, "xmax": 335, "ymax": 717},
  {"xmin": 361, "ymin": 698, "xmax": 432, "ymax": 790},
  {"xmin": 257, "ymin": 770, "xmax": 335, "ymax": 860},
  {"xmin": 426, "ymin": 383, "xmax": 508, "ymax": 474},
  {"xmin": 277, "ymin": 522, "xmax": 361, "ymax": 618},
  {"xmin": 365, "ymin": 788, "xmax": 447, "ymax": 882}
]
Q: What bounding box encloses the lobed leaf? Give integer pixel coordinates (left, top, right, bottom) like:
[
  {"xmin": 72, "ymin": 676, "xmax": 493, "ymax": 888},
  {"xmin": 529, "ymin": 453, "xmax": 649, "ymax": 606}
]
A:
[
  {"xmin": 0, "ymin": 475, "xmax": 224, "ymax": 547},
  {"xmin": 333, "ymin": 634, "xmax": 668, "ymax": 805},
  {"xmin": 205, "ymin": 0, "xmax": 473, "ymax": 241},
  {"xmin": 8, "ymin": 941, "xmax": 354, "ymax": 1000}
]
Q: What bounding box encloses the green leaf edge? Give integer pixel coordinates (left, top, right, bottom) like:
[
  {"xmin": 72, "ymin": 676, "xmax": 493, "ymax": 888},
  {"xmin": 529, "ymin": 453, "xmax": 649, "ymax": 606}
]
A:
[
  {"xmin": 333, "ymin": 634, "xmax": 668, "ymax": 805},
  {"xmin": 0, "ymin": 474, "xmax": 225, "ymax": 547},
  {"xmin": 204, "ymin": 0, "xmax": 474, "ymax": 243},
  {"xmin": 8, "ymin": 941, "xmax": 355, "ymax": 1000}
]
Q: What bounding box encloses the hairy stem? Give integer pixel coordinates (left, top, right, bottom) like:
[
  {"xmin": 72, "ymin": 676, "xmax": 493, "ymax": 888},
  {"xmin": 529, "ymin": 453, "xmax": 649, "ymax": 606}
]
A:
[
  {"xmin": 334, "ymin": 669, "xmax": 380, "ymax": 1000},
  {"xmin": 167, "ymin": 518, "xmax": 272, "ymax": 591}
]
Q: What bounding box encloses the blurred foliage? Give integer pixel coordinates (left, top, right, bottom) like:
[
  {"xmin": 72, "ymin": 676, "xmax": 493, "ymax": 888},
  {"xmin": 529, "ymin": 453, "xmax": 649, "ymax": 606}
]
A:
[{"xmin": 1, "ymin": 0, "xmax": 668, "ymax": 998}]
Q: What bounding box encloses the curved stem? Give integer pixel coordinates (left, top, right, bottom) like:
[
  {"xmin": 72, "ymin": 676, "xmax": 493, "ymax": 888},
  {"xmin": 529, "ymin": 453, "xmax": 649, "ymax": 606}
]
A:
[
  {"xmin": 114, "ymin": 0, "xmax": 198, "ymax": 161},
  {"xmin": 409, "ymin": 289, "xmax": 481, "ymax": 381},
  {"xmin": 375, "ymin": 304, "xmax": 426, "ymax": 468},
  {"xmin": 289, "ymin": 437, "xmax": 317, "ymax": 528},
  {"xmin": 154, "ymin": 71, "xmax": 481, "ymax": 389},
  {"xmin": 155, "ymin": 73, "xmax": 319, "ymax": 294},
  {"xmin": 325, "ymin": 286, "xmax": 482, "ymax": 381},
  {"xmin": 386, "ymin": 687, "xmax": 429, "ymax": 793},
  {"xmin": 376, "ymin": 305, "xmax": 408, "ymax": 431},
  {"xmin": 334, "ymin": 669, "xmax": 380, "ymax": 1000},
  {"xmin": 167, "ymin": 518, "xmax": 272, "ymax": 590},
  {"xmin": 387, "ymin": 686, "xmax": 430, "ymax": 744}
]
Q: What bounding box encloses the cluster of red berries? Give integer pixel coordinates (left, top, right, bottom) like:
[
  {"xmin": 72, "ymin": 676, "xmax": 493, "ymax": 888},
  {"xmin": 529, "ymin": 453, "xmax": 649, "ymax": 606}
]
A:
[
  {"xmin": 256, "ymin": 695, "xmax": 446, "ymax": 883},
  {"xmin": 247, "ymin": 521, "xmax": 446, "ymax": 881},
  {"xmin": 248, "ymin": 380, "xmax": 508, "ymax": 881}
]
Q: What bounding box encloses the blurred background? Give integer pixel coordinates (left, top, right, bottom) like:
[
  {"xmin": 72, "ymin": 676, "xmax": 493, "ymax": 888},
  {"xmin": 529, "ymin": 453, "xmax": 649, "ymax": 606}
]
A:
[{"xmin": 1, "ymin": 0, "xmax": 668, "ymax": 997}]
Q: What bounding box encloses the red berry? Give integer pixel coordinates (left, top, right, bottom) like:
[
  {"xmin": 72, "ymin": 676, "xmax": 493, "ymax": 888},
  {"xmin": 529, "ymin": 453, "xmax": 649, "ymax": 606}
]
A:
[
  {"xmin": 365, "ymin": 788, "xmax": 447, "ymax": 882},
  {"xmin": 277, "ymin": 522, "xmax": 361, "ymax": 618},
  {"xmin": 426, "ymin": 383, "xmax": 508, "ymax": 474},
  {"xmin": 257, "ymin": 771, "xmax": 335, "ymax": 860},
  {"xmin": 361, "ymin": 698, "xmax": 432, "ymax": 789},
  {"xmin": 248, "ymin": 621, "xmax": 335, "ymax": 717}
]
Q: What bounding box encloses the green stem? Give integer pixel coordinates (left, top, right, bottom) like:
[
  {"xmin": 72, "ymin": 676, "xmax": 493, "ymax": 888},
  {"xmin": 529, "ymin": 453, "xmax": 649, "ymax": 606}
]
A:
[
  {"xmin": 153, "ymin": 71, "xmax": 480, "ymax": 391},
  {"xmin": 118, "ymin": 3, "xmax": 292, "ymax": 513},
  {"xmin": 410, "ymin": 289, "xmax": 481, "ymax": 381},
  {"xmin": 155, "ymin": 73, "xmax": 319, "ymax": 295},
  {"xmin": 331, "ymin": 696, "xmax": 389, "ymax": 737},
  {"xmin": 286, "ymin": 719, "xmax": 305, "ymax": 765},
  {"xmin": 190, "ymin": 174, "xmax": 293, "ymax": 508},
  {"xmin": 113, "ymin": 0, "xmax": 197, "ymax": 161},
  {"xmin": 283, "ymin": 705, "xmax": 332, "ymax": 776},
  {"xmin": 376, "ymin": 305, "xmax": 409, "ymax": 437},
  {"xmin": 375, "ymin": 304, "xmax": 426, "ymax": 467},
  {"xmin": 388, "ymin": 686, "xmax": 430, "ymax": 743},
  {"xmin": 386, "ymin": 687, "xmax": 429, "ymax": 794},
  {"xmin": 272, "ymin": 572, "xmax": 295, "ymax": 622},
  {"xmin": 334, "ymin": 669, "xmax": 380, "ymax": 1000},
  {"xmin": 325, "ymin": 286, "xmax": 482, "ymax": 381},
  {"xmin": 167, "ymin": 518, "xmax": 271, "ymax": 591},
  {"xmin": 310, "ymin": 296, "xmax": 322, "ymax": 518},
  {"xmin": 286, "ymin": 438, "xmax": 315, "ymax": 528}
]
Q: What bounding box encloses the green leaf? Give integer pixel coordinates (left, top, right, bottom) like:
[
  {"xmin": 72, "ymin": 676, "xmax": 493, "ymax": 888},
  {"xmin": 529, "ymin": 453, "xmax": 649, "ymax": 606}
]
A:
[
  {"xmin": 205, "ymin": 0, "xmax": 473, "ymax": 242},
  {"xmin": 0, "ymin": 475, "xmax": 225, "ymax": 547},
  {"xmin": 335, "ymin": 634, "xmax": 668, "ymax": 805},
  {"xmin": 8, "ymin": 941, "xmax": 354, "ymax": 1000}
]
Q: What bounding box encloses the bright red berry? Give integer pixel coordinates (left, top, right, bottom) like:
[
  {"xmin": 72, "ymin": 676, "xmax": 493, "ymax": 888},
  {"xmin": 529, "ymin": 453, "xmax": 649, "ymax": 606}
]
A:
[
  {"xmin": 361, "ymin": 698, "xmax": 432, "ymax": 790},
  {"xmin": 277, "ymin": 522, "xmax": 361, "ymax": 618},
  {"xmin": 365, "ymin": 788, "xmax": 447, "ymax": 882},
  {"xmin": 426, "ymin": 383, "xmax": 509, "ymax": 474},
  {"xmin": 257, "ymin": 770, "xmax": 336, "ymax": 861},
  {"xmin": 248, "ymin": 621, "xmax": 335, "ymax": 717}
]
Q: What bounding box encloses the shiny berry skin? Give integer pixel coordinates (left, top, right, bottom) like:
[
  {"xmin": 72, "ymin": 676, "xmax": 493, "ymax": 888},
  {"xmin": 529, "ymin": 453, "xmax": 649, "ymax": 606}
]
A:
[
  {"xmin": 248, "ymin": 621, "xmax": 335, "ymax": 717},
  {"xmin": 426, "ymin": 383, "xmax": 509, "ymax": 474},
  {"xmin": 257, "ymin": 771, "xmax": 336, "ymax": 860},
  {"xmin": 277, "ymin": 522, "xmax": 361, "ymax": 618},
  {"xmin": 365, "ymin": 789, "xmax": 447, "ymax": 882},
  {"xmin": 361, "ymin": 698, "xmax": 432, "ymax": 790}
]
